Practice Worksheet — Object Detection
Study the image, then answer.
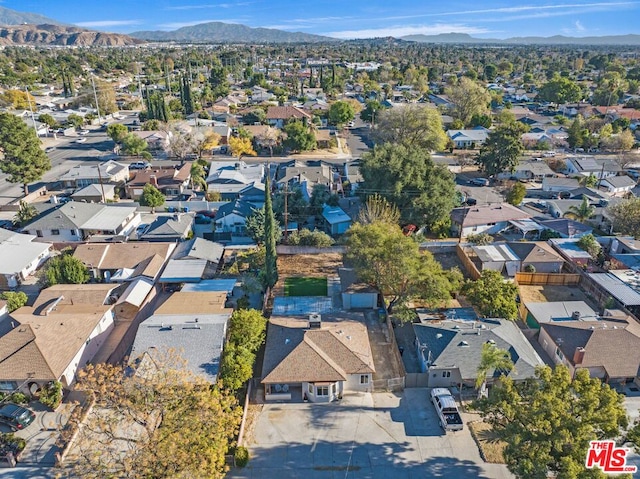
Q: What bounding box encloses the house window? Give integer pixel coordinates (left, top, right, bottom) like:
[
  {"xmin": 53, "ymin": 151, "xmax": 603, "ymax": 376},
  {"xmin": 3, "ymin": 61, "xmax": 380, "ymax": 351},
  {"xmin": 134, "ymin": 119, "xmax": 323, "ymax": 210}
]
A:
[
  {"xmin": 442, "ymin": 371, "xmax": 451, "ymax": 378},
  {"xmin": 360, "ymin": 375, "xmax": 369, "ymax": 384},
  {"xmin": 51, "ymin": 229, "xmax": 60, "ymax": 236},
  {"xmin": 36, "ymin": 230, "xmax": 43, "ymax": 237},
  {"xmin": 555, "ymin": 347, "xmax": 564, "ymax": 361},
  {"xmin": 308, "ymin": 383, "xmax": 313, "ymax": 394},
  {"xmin": 316, "ymin": 386, "xmax": 329, "ymax": 396},
  {"xmin": 0, "ymin": 381, "xmax": 17, "ymax": 393}
]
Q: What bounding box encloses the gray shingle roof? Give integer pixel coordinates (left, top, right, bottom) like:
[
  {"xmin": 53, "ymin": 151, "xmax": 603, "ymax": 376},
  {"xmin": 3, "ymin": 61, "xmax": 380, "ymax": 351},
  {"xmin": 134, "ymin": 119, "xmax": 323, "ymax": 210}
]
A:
[
  {"xmin": 172, "ymin": 237, "xmax": 224, "ymax": 264},
  {"xmin": 413, "ymin": 319, "xmax": 544, "ymax": 382}
]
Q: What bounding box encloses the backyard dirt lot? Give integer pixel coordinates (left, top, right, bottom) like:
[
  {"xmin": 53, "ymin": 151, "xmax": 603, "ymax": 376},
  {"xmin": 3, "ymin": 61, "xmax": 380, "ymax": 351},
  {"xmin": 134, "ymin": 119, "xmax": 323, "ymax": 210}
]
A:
[
  {"xmin": 277, "ymin": 253, "xmax": 343, "ymax": 278},
  {"xmin": 518, "ymin": 285, "xmax": 593, "ymax": 305}
]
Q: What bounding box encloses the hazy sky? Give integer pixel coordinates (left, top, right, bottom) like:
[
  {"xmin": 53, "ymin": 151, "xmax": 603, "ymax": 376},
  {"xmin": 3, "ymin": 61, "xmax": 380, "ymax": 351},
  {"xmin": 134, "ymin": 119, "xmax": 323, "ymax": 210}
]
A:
[{"xmin": 8, "ymin": 0, "xmax": 640, "ymax": 37}]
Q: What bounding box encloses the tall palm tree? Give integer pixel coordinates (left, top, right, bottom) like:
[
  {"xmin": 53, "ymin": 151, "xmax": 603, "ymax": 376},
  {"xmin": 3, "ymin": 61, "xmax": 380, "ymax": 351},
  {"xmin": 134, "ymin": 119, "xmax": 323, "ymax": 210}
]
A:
[
  {"xmin": 564, "ymin": 197, "xmax": 596, "ymax": 223},
  {"xmin": 475, "ymin": 343, "xmax": 515, "ymax": 391}
]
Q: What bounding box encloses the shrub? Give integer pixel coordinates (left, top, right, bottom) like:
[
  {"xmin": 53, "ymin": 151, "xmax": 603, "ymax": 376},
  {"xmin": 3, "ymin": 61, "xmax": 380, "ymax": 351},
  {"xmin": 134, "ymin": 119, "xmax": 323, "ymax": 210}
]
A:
[
  {"xmin": 524, "ymin": 264, "xmax": 536, "ymax": 273},
  {"xmin": 0, "ymin": 291, "xmax": 28, "ymax": 312},
  {"xmin": 287, "ymin": 229, "xmax": 334, "ymax": 247},
  {"xmin": 39, "ymin": 381, "xmax": 62, "ymax": 410},
  {"xmin": 234, "ymin": 446, "xmax": 249, "ymax": 467},
  {"xmin": 9, "ymin": 392, "xmax": 28, "ymax": 405}
]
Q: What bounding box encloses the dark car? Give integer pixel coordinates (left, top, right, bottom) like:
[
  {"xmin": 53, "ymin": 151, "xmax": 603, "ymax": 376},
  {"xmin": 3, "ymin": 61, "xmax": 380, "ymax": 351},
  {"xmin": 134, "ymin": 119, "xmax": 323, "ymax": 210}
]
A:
[
  {"xmin": 194, "ymin": 214, "xmax": 212, "ymax": 224},
  {"xmin": 0, "ymin": 403, "xmax": 36, "ymax": 431},
  {"xmin": 465, "ymin": 198, "xmax": 477, "ymax": 206}
]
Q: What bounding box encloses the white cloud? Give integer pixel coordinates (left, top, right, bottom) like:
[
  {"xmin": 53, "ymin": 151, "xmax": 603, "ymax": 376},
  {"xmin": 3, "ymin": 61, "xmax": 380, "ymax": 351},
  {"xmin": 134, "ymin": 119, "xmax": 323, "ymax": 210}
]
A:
[
  {"xmin": 76, "ymin": 20, "xmax": 141, "ymax": 28},
  {"xmin": 575, "ymin": 20, "xmax": 586, "ymax": 31},
  {"xmin": 327, "ymin": 24, "xmax": 490, "ymax": 40},
  {"xmin": 165, "ymin": 1, "xmax": 253, "ymax": 10}
]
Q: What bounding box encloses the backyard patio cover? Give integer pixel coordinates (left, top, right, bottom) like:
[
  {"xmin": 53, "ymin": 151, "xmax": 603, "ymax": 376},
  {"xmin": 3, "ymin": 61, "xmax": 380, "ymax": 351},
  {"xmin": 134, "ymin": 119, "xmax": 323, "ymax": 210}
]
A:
[{"xmin": 509, "ymin": 219, "xmax": 544, "ymax": 236}]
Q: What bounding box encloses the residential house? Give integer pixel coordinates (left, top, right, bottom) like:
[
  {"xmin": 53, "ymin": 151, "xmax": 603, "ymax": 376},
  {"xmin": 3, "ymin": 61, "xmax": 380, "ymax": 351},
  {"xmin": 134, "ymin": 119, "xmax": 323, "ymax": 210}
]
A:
[
  {"xmin": 600, "ymin": 175, "xmax": 636, "ymax": 196},
  {"xmin": 467, "ymin": 241, "xmax": 564, "ymax": 277},
  {"xmin": 71, "ymin": 183, "xmax": 117, "ymax": 203},
  {"xmin": 172, "ymin": 237, "xmax": 225, "ymax": 277},
  {"xmin": 130, "ymin": 291, "xmax": 233, "ymax": 383},
  {"xmin": 130, "ymin": 130, "xmax": 172, "ymax": 151},
  {"xmin": 266, "ymin": 106, "xmax": 312, "ymax": 128},
  {"xmin": 276, "ymin": 162, "xmax": 342, "ymax": 198},
  {"xmin": 497, "ymin": 160, "xmax": 555, "ymax": 182},
  {"xmin": 126, "ymin": 164, "xmax": 191, "ymax": 199},
  {"xmin": 522, "ymin": 301, "xmax": 598, "ymax": 329},
  {"xmin": 538, "ymin": 218, "xmax": 593, "ymax": 238},
  {"xmin": 548, "ymin": 238, "xmax": 594, "ymax": 266},
  {"xmin": 565, "ymin": 157, "xmax": 621, "ymax": 179},
  {"xmin": 450, "ymin": 204, "xmax": 531, "ymax": 238},
  {"xmin": 22, "ymin": 202, "xmax": 139, "ymax": 242},
  {"xmin": 73, "ymin": 242, "xmax": 176, "ymax": 282},
  {"xmin": 0, "ymin": 284, "xmax": 117, "ymax": 392},
  {"xmin": 206, "ymin": 161, "xmax": 265, "ymax": 200},
  {"xmin": 213, "ymin": 199, "xmax": 255, "ymax": 237},
  {"xmin": 413, "ymin": 317, "xmax": 544, "ymax": 389},
  {"xmin": 538, "ymin": 318, "xmax": 640, "ymax": 385},
  {"xmin": 139, "ymin": 214, "xmax": 193, "ymax": 242},
  {"xmin": 59, "ymin": 160, "xmax": 129, "ymax": 189},
  {"xmin": 446, "ymin": 127, "xmax": 490, "ymax": 149},
  {"xmin": 542, "ymin": 177, "xmax": 580, "ymax": 192},
  {"xmin": 158, "ymin": 259, "xmax": 209, "ymax": 284},
  {"xmin": 0, "ymin": 228, "xmax": 52, "ymax": 289},
  {"xmin": 261, "ymin": 315, "xmax": 376, "ymax": 403}
]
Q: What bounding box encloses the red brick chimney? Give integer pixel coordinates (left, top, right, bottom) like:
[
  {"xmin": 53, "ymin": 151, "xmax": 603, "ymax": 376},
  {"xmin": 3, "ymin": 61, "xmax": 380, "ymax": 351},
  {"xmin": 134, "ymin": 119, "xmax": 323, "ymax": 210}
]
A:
[
  {"xmin": 149, "ymin": 175, "xmax": 158, "ymax": 187},
  {"xmin": 573, "ymin": 347, "xmax": 585, "ymax": 365}
]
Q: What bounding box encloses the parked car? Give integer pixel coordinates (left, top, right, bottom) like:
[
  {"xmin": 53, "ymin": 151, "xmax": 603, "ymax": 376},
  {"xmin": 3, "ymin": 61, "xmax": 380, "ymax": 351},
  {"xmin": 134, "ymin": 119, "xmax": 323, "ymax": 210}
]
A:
[
  {"xmin": 0, "ymin": 404, "xmax": 36, "ymax": 431},
  {"xmin": 465, "ymin": 197, "xmax": 477, "ymax": 206},
  {"xmin": 78, "ymin": 130, "xmax": 89, "ymax": 135},
  {"xmin": 194, "ymin": 214, "xmax": 212, "ymax": 224},
  {"xmin": 136, "ymin": 223, "xmax": 149, "ymax": 236},
  {"xmin": 469, "ymin": 178, "xmax": 490, "ymax": 186},
  {"xmin": 76, "ymin": 137, "xmax": 87, "ymax": 144},
  {"xmin": 430, "ymin": 388, "xmax": 463, "ymax": 432},
  {"xmin": 347, "ymin": 121, "xmax": 355, "ymax": 128},
  {"xmin": 45, "ymin": 146, "xmax": 55, "ymax": 153},
  {"xmin": 129, "ymin": 161, "xmax": 151, "ymax": 170}
]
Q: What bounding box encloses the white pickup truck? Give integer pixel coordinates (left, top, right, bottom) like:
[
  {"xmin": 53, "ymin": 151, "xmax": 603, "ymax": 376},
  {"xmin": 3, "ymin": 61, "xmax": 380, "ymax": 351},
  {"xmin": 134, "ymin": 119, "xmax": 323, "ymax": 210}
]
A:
[{"xmin": 430, "ymin": 388, "xmax": 464, "ymax": 432}]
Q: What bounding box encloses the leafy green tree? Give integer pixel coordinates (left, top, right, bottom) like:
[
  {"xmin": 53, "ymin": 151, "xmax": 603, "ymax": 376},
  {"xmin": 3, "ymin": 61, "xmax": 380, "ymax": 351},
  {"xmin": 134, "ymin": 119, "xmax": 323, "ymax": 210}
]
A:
[
  {"xmin": 505, "ymin": 182, "xmax": 526, "ymax": 206},
  {"xmin": 106, "ymin": 123, "xmax": 129, "ymax": 143},
  {"xmin": 0, "ymin": 113, "xmax": 51, "ymax": 195},
  {"xmin": 577, "ymin": 234, "xmax": 602, "ymax": 259},
  {"xmin": 462, "ymin": 270, "xmax": 518, "ymax": 320},
  {"xmin": 537, "ymin": 75, "xmax": 583, "ymax": 104},
  {"xmin": 12, "ymin": 200, "xmax": 38, "ymax": 226},
  {"xmin": 328, "ymin": 100, "xmax": 355, "ymax": 126},
  {"xmin": 608, "ymin": 198, "xmax": 640, "ymax": 238},
  {"xmin": 0, "ymin": 291, "xmax": 28, "ymax": 312},
  {"xmin": 470, "ymin": 113, "xmax": 492, "ymax": 129},
  {"xmin": 121, "ymin": 133, "xmax": 149, "ymax": 157},
  {"xmin": 446, "ymin": 77, "xmax": 491, "ymax": 127},
  {"xmin": 372, "ymin": 104, "xmax": 447, "ymax": 151},
  {"xmin": 245, "ymin": 206, "xmax": 282, "ymax": 244},
  {"xmin": 227, "ymin": 309, "xmax": 267, "ymax": 353},
  {"xmin": 143, "ymin": 119, "xmax": 161, "ymax": 131},
  {"xmin": 360, "ymin": 100, "xmax": 384, "ymax": 123},
  {"xmin": 345, "ymin": 221, "xmax": 459, "ymax": 320},
  {"xmin": 228, "ymin": 136, "xmax": 256, "ymax": 159},
  {"xmin": 603, "ymin": 129, "xmax": 635, "ymax": 152},
  {"xmin": 66, "ymin": 114, "xmax": 84, "ymax": 128},
  {"xmin": 565, "ymin": 197, "xmax": 595, "ymax": 222},
  {"xmin": 283, "ymin": 120, "xmax": 316, "ymax": 153},
  {"xmin": 38, "ymin": 113, "xmax": 57, "ymax": 129},
  {"xmin": 475, "ymin": 343, "xmax": 514, "ymax": 390},
  {"xmin": 263, "ymin": 177, "xmax": 278, "ymax": 289},
  {"xmin": 139, "ymin": 184, "xmax": 165, "ymax": 212},
  {"xmin": 241, "ymin": 109, "xmax": 266, "ymax": 125},
  {"xmin": 357, "ymin": 194, "xmax": 400, "ymax": 225},
  {"xmin": 477, "ymin": 366, "xmax": 629, "ymax": 479},
  {"xmin": 44, "ymin": 254, "xmax": 90, "ymax": 286},
  {"xmin": 287, "ymin": 229, "xmax": 334, "ymax": 247},
  {"xmin": 219, "ymin": 343, "xmax": 255, "ymax": 391},
  {"xmin": 360, "ymin": 143, "xmax": 456, "ymax": 234},
  {"xmin": 477, "ymin": 123, "xmax": 526, "ymax": 176},
  {"xmin": 67, "ymin": 354, "xmax": 241, "ymax": 479},
  {"xmin": 209, "ymin": 63, "xmax": 230, "ymax": 100}
]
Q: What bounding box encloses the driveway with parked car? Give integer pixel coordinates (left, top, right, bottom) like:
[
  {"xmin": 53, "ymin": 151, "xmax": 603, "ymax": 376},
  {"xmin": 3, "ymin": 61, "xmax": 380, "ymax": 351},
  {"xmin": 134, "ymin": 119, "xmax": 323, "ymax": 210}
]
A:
[{"xmin": 231, "ymin": 389, "xmax": 513, "ymax": 479}]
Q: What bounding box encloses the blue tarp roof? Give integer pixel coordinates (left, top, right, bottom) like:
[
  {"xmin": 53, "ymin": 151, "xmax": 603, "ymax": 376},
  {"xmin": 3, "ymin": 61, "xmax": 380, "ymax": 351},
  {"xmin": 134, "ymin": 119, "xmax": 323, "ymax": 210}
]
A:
[{"xmin": 182, "ymin": 279, "xmax": 238, "ymax": 293}]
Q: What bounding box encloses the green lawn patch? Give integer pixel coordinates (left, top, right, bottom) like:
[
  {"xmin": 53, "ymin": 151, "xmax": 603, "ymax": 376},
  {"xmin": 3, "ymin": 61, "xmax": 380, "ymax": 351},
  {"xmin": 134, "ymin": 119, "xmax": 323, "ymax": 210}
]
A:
[{"xmin": 284, "ymin": 277, "xmax": 328, "ymax": 296}]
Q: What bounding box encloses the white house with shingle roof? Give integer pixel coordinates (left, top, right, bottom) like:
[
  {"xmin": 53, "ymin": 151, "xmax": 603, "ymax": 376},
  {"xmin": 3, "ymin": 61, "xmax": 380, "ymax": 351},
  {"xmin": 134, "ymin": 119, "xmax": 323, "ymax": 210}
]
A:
[{"xmin": 261, "ymin": 315, "xmax": 375, "ymax": 403}]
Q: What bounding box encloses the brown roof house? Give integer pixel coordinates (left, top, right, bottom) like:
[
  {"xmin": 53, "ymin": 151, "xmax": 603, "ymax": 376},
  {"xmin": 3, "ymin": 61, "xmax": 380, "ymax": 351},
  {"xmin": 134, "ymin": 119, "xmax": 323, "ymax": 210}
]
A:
[
  {"xmin": 538, "ymin": 317, "xmax": 640, "ymax": 385},
  {"xmin": 450, "ymin": 204, "xmax": 530, "ymax": 239},
  {"xmin": 0, "ymin": 284, "xmax": 117, "ymax": 394},
  {"xmin": 126, "ymin": 164, "xmax": 191, "ymax": 200},
  {"xmin": 261, "ymin": 314, "xmax": 375, "ymax": 403},
  {"xmin": 266, "ymin": 106, "xmax": 312, "ymax": 128}
]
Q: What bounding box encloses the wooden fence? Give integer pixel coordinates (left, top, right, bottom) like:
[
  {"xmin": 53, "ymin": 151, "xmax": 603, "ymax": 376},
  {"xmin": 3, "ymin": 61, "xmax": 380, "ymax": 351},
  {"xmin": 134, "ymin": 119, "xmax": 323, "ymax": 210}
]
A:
[
  {"xmin": 456, "ymin": 243, "xmax": 481, "ymax": 280},
  {"xmin": 514, "ymin": 272, "xmax": 580, "ymax": 286}
]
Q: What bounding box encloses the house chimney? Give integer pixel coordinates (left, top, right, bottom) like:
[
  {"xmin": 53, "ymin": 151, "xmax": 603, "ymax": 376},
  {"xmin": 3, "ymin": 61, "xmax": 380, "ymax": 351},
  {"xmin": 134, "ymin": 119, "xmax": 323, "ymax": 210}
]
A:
[
  {"xmin": 573, "ymin": 346, "xmax": 586, "ymax": 365},
  {"xmin": 150, "ymin": 175, "xmax": 158, "ymax": 187},
  {"xmin": 308, "ymin": 313, "xmax": 321, "ymax": 329}
]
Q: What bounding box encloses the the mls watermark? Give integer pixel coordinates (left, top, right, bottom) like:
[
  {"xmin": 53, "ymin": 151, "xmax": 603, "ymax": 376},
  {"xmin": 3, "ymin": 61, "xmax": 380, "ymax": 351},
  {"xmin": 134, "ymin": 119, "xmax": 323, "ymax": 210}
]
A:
[{"xmin": 585, "ymin": 440, "xmax": 637, "ymax": 474}]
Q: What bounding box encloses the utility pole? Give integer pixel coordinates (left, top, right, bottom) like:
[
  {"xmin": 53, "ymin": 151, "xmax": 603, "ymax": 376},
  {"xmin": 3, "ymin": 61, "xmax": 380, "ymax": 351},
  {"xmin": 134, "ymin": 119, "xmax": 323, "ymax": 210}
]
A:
[
  {"xmin": 25, "ymin": 86, "xmax": 37, "ymax": 132},
  {"xmin": 91, "ymin": 75, "xmax": 102, "ymax": 123},
  {"xmin": 284, "ymin": 182, "xmax": 289, "ymax": 241}
]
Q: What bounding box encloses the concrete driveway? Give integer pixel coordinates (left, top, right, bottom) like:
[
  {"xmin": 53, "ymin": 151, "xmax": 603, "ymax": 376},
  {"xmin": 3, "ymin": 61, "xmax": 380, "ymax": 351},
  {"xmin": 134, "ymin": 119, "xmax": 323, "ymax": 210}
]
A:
[{"xmin": 231, "ymin": 389, "xmax": 513, "ymax": 479}]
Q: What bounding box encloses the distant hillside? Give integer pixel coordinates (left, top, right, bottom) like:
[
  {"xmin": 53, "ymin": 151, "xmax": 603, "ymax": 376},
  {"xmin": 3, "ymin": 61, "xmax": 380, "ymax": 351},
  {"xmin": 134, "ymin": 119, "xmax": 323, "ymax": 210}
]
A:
[
  {"xmin": 401, "ymin": 32, "xmax": 640, "ymax": 46},
  {"xmin": 0, "ymin": 24, "xmax": 144, "ymax": 46},
  {"xmin": 0, "ymin": 6, "xmax": 65, "ymax": 26},
  {"xmin": 130, "ymin": 21, "xmax": 335, "ymax": 43}
]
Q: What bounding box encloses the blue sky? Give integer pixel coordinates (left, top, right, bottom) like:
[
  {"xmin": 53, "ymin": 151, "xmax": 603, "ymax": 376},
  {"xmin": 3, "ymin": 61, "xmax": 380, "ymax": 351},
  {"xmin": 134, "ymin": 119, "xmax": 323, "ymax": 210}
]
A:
[{"xmin": 7, "ymin": 0, "xmax": 640, "ymax": 38}]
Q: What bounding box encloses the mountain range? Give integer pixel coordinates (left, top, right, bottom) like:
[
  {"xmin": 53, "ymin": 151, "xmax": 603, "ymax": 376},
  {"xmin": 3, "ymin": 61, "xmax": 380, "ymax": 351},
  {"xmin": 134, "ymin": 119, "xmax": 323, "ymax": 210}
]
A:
[
  {"xmin": 400, "ymin": 32, "xmax": 640, "ymax": 46},
  {"xmin": 129, "ymin": 22, "xmax": 334, "ymax": 43},
  {"xmin": 0, "ymin": 5, "xmax": 640, "ymax": 46}
]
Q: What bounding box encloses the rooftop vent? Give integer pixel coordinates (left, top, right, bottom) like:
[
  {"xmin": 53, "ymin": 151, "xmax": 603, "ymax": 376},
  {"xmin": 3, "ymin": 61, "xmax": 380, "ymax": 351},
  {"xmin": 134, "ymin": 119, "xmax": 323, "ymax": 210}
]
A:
[
  {"xmin": 44, "ymin": 296, "xmax": 65, "ymax": 316},
  {"xmin": 436, "ymin": 333, "xmax": 443, "ymax": 339},
  {"xmin": 308, "ymin": 313, "xmax": 321, "ymax": 329}
]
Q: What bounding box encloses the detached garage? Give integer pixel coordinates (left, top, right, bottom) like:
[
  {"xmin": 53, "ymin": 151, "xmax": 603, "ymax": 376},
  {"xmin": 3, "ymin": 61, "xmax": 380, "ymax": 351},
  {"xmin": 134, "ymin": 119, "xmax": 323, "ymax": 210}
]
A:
[{"xmin": 339, "ymin": 268, "xmax": 378, "ymax": 310}]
